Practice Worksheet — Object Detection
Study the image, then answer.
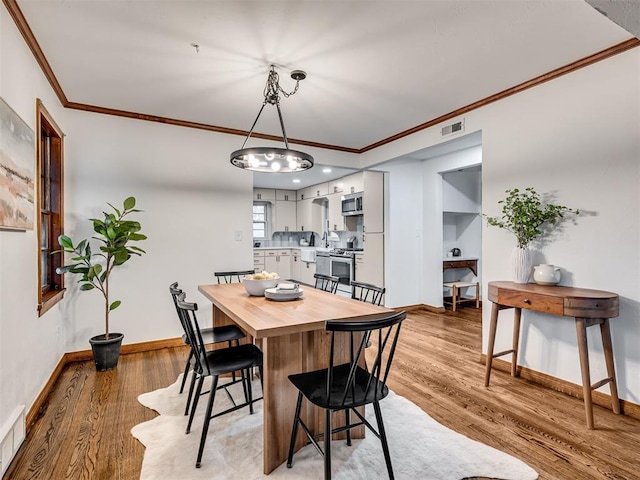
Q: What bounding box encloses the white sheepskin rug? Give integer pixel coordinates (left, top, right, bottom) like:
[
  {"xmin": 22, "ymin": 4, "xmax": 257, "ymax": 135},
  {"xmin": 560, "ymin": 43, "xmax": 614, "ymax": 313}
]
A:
[{"xmin": 132, "ymin": 375, "xmax": 537, "ymax": 480}]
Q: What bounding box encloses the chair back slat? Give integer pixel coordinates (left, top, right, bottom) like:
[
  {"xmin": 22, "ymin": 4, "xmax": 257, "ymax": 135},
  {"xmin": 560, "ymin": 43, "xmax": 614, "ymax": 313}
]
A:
[
  {"xmin": 176, "ymin": 297, "xmax": 211, "ymax": 376},
  {"xmin": 325, "ymin": 311, "xmax": 406, "ymax": 407},
  {"xmin": 314, "ymin": 273, "xmax": 340, "ymax": 294},
  {"xmin": 215, "ymin": 270, "xmax": 255, "ymax": 284},
  {"xmin": 350, "ymin": 280, "xmax": 385, "ymax": 306}
]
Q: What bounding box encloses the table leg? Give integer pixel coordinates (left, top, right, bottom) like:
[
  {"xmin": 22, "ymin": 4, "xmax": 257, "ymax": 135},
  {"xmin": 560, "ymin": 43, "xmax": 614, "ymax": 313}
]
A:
[
  {"xmin": 262, "ymin": 333, "xmax": 305, "ymax": 475},
  {"xmin": 575, "ymin": 317, "xmax": 595, "ymax": 429},
  {"xmin": 600, "ymin": 319, "xmax": 621, "ymax": 415},
  {"xmin": 484, "ymin": 302, "xmax": 500, "ymax": 387},
  {"xmin": 511, "ymin": 308, "xmax": 522, "ymax": 378}
]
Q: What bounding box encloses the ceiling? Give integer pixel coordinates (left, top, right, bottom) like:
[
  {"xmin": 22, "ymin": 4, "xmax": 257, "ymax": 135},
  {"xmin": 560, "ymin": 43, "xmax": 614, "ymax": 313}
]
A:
[{"xmin": 12, "ymin": 0, "xmax": 637, "ymax": 188}]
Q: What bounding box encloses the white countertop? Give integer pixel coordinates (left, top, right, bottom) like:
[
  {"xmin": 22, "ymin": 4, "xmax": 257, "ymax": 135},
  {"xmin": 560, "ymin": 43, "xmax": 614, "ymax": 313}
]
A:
[{"xmin": 443, "ymin": 256, "xmax": 478, "ymax": 261}]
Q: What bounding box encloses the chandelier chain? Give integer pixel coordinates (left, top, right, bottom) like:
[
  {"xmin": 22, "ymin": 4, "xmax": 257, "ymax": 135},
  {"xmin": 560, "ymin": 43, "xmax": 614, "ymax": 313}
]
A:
[{"xmin": 263, "ymin": 66, "xmax": 301, "ymax": 105}]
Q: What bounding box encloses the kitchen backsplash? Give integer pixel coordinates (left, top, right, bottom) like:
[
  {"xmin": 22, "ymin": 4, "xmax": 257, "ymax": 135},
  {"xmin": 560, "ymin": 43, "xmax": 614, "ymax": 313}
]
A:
[{"xmin": 257, "ymin": 230, "xmax": 363, "ymax": 249}]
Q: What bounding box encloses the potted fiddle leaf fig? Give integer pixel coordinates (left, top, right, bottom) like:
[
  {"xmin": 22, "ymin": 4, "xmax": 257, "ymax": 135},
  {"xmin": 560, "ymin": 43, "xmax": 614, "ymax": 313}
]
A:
[
  {"xmin": 483, "ymin": 187, "xmax": 579, "ymax": 283},
  {"xmin": 56, "ymin": 196, "xmax": 147, "ymax": 371}
]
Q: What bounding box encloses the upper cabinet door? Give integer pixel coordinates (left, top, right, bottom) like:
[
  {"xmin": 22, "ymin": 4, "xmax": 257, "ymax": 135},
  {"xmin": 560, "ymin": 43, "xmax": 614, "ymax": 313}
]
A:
[
  {"xmin": 329, "ymin": 179, "xmax": 344, "ymax": 194},
  {"xmin": 274, "ymin": 200, "xmax": 297, "ymax": 232},
  {"xmin": 275, "ymin": 190, "xmax": 296, "ymax": 201},
  {"xmin": 363, "ymin": 171, "xmax": 384, "ymax": 233},
  {"xmin": 342, "ymin": 173, "xmax": 364, "ymax": 194},
  {"xmin": 253, "ymin": 188, "xmax": 276, "ymax": 201},
  {"xmin": 327, "ymin": 192, "xmax": 344, "ymax": 232}
]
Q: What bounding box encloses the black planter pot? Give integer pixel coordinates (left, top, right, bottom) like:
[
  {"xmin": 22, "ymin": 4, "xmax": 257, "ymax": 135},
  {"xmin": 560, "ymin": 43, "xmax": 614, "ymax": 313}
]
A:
[{"xmin": 89, "ymin": 333, "xmax": 124, "ymax": 371}]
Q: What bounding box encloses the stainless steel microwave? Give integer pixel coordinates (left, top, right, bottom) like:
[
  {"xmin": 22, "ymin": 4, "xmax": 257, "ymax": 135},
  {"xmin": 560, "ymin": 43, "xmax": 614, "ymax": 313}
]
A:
[{"xmin": 341, "ymin": 192, "xmax": 363, "ymax": 216}]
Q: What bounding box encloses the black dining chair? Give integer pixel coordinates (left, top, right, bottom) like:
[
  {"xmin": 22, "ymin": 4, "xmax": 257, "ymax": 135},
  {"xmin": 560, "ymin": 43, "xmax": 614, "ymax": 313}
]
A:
[
  {"xmin": 286, "ymin": 311, "xmax": 406, "ymax": 480},
  {"xmin": 176, "ymin": 295, "xmax": 264, "ymax": 468},
  {"xmin": 350, "ymin": 280, "xmax": 386, "ymax": 348},
  {"xmin": 214, "ymin": 270, "xmax": 255, "ymax": 284},
  {"xmin": 350, "ymin": 280, "xmax": 386, "ymax": 306},
  {"xmin": 169, "ymin": 282, "xmax": 246, "ymax": 415},
  {"xmin": 314, "ymin": 273, "xmax": 340, "ymax": 294}
]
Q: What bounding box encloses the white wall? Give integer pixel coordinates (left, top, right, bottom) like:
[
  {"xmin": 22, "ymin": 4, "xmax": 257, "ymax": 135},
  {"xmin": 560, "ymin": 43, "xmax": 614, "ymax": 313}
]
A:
[
  {"xmin": 381, "ymin": 146, "xmax": 482, "ymax": 307},
  {"xmin": 364, "ymin": 49, "xmax": 640, "ymax": 403},
  {"xmin": 383, "ymin": 159, "xmax": 424, "ymax": 307},
  {"xmin": 442, "ymin": 169, "xmax": 481, "ymax": 213},
  {"xmin": 480, "ymin": 49, "xmax": 640, "ymax": 402},
  {"xmin": 62, "ymin": 110, "xmax": 256, "ymax": 349},
  {"xmin": 0, "ymin": 5, "xmax": 68, "ymax": 433}
]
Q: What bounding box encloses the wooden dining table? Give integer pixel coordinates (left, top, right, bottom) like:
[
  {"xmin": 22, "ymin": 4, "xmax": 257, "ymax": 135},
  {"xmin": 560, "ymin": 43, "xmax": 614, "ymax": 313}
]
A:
[{"xmin": 197, "ymin": 282, "xmax": 394, "ymax": 475}]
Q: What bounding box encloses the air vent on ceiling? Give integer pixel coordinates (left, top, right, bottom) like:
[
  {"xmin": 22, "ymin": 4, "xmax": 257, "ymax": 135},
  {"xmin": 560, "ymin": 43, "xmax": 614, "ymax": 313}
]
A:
[{"xmin": 441, "ymin": 119, "xmax": 465, "ymax": 137}]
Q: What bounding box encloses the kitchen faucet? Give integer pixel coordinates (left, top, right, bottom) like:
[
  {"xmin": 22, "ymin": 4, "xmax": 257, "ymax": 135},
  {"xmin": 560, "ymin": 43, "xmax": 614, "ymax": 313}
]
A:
[{"xmin": 321, "ymin": 231, "xmax": 328, "ymax": 247}]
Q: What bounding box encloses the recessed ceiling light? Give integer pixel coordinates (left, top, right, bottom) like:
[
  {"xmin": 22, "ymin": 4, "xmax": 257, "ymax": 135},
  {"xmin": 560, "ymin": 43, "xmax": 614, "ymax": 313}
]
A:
[
  {"xmin": 293, "ymin": 179, "xmax": 301, "ymax": 183},
  {"xmin": 322, "ymin": 168, "xmax": 332, "ymax": 173}
]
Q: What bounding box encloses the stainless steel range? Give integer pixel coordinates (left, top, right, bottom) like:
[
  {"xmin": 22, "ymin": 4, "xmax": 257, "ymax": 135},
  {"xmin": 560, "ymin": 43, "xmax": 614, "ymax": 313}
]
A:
[{"xmin": 316, "ymin": 248, "xmax": 362, "ymax": 294}]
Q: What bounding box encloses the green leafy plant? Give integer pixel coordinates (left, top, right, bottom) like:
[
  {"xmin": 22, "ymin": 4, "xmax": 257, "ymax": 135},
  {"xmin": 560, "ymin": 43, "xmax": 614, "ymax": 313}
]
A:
[
  {"xmin": 484, "ymin": 187, "xmax": 579, "ymax": 248},
  {"xmin": 56, "ymin": 197, "xmax": 147, "ymax": 339}
]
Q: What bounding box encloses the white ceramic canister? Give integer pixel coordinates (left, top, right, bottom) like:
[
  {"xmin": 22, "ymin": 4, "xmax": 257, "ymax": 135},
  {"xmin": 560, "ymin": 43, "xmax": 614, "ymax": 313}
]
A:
[{"xmin": 533, "ymin": 264, "xmax": 561, "ymax": 285}]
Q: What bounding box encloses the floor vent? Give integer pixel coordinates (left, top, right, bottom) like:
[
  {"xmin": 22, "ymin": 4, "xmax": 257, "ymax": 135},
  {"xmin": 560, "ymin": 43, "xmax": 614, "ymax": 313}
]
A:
[
  {"xmin": 441, "ymin": 119, "xmax": 465, "ymax": 137},
  {"xmin": 0, "ymin": 406, "xmax": 25, "ymax": 475}
]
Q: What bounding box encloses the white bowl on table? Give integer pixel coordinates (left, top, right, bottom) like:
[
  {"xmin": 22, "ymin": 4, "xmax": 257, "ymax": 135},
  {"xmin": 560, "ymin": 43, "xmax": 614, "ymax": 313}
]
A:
[{"xmin": 243, "ymin": 277, "xmax": 280, "ymax": 296}]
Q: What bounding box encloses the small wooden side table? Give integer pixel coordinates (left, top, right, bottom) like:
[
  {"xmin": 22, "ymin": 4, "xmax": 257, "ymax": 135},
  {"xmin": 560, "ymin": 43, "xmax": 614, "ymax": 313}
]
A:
[
  {"xmin": 485, "ymin": 281, "xmax": 620, "ymax": 429},
  {"xmin": 443, "ymin": 258, "xmax": 478, "ymax": 276}
]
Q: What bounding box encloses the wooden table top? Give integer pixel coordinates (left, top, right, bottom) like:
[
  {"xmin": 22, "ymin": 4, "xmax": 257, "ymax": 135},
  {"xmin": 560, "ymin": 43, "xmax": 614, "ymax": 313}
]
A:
[
  {"xmin": 488, "ymin": 281, "xmax": 618, "ymax": 299},
  {"xmin": 198, "ymin": 283, "xmax": 393, "ymax": 339},
  {"xmin": 488, "ymin": 281, "xmax": 619, "ymax": 318}
]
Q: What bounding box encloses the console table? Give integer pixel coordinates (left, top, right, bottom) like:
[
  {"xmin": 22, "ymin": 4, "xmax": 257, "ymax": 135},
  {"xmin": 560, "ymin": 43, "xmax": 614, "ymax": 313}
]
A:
[{"xmin": 485, "ymin": 281, "xmax": 620, "ymax": 429}]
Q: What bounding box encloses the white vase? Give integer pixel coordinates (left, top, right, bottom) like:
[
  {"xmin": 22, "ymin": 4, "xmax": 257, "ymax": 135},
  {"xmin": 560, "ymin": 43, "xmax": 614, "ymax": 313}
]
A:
[{"xmin": 511, "ymin": 246, "xmax": 532, "ymax": 283}]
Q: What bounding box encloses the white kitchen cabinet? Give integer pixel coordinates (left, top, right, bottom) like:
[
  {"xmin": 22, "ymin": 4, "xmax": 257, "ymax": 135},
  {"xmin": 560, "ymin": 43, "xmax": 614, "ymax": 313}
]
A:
[
  {"xmin": 296, "ymin": 187, "xmax": 308, "ymax": 201},
  {"xmin": 253, "ymin": 188, "xmax": 276, "ymax": 201},
  {"xmin": 308, "ymin": 182, "xmax": 329, "ymax": 198},
  {"xmin": 262, "ymin": 249, "xmax": 292, "ymax": 279},
  {"xmin": 356, "ymin": 232, "xmax": 384, "ymax": 287},
  {"xmin": 253, "ymin": 250, "xmax": 266, "ymax": 273},
  {"xmin": 274, "ymin": 200, "xmax": 297, "ymax": 232},
  {"xmin": 296, "ymin": 198, "xmax": 312, "ymax": 231},
  {"xmin": 329, "ymin": 179, "xmax": 344, "ymax": 194},
  {"xmin": 300, "ymin": 260, "xmax": 316, "ymax": 286},
  {"xmin": 342, "ymin": 172, "xmax": 364, "ymax": 195},
  {"xmin": 275, "ymin": 189, "xmax": 296, "ymax": 202},
  {"xmin": 300, "ymin": 182, "xmax": 329, "ymax": 199},
  {"xmin": 327, "ymin": 192, "xmax": 344, "ymax": 231},
  {"xmin": 363, "ymin": 171, "xmax": 384, "ymax": 233},
  {"xmin": 291, "ymin": 250, "xmax": 302, "ymax": 282},
  {"xmin": 296, "ymin": 198, "xmax": 324, "ymax": 233}
]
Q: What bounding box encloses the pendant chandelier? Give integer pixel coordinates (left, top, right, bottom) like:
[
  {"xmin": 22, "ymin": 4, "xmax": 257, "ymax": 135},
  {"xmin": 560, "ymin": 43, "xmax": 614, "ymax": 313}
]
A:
[{"xmin": 230, "ymin": 65, "xmax": 314, "ymax": 173}]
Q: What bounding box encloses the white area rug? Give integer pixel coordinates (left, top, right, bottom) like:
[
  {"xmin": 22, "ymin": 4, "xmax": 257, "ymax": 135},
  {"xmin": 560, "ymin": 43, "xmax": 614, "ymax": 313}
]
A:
[{"xmin": 132, "ymin": 375, "xmax": 538, "ymax": 480}]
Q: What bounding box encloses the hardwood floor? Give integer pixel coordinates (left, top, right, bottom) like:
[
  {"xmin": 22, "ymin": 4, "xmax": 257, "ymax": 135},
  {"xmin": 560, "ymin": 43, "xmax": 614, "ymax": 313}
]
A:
[{"xmin": 4, "ymin": 308, "xmax": 640, "ymax": 479}]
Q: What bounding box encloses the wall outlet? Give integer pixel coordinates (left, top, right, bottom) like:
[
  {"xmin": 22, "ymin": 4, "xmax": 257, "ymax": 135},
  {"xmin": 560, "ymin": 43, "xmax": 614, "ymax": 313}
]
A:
[{"xmin": 234, "ymin": 231, "xmax": 242, "ymax": 241}]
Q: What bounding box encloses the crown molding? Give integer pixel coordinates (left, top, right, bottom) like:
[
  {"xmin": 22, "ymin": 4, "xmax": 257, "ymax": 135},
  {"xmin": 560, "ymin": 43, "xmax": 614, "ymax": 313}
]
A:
[{"xmin": 5, "ymin": 0, "xmax": 639, "ymax": 155}]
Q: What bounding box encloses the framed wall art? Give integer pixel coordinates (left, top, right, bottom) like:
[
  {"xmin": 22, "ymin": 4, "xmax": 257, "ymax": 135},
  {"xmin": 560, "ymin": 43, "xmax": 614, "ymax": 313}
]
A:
[{"xmin": 0, "ymin": 97, "xmax": 35, "ymax": 230}]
